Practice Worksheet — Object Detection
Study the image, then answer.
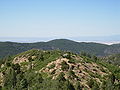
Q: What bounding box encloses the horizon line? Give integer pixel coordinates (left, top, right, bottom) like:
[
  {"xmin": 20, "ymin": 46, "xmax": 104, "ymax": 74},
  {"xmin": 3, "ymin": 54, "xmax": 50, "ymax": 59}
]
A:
[{"xmin": 0, "ymin": 38, "xmax": 120, "ymax": 45}]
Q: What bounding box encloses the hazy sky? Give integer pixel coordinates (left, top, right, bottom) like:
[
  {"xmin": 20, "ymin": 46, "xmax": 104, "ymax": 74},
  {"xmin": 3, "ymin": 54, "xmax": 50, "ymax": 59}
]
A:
[{"xmin": 0, "ymin": 0, "xmax": 120, "ymax": 38}]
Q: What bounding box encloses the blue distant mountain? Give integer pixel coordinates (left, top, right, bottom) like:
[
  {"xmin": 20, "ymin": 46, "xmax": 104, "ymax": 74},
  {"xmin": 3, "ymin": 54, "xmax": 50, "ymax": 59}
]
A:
[{"xmin": 0, "ymin": 35, "xmax": 120, "ymax": 43}]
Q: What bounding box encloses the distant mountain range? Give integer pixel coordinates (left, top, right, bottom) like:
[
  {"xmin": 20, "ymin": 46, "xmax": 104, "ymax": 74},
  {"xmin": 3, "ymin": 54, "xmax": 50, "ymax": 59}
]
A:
[
  {"xmin": 0, "ymin": 35, "xmax": 120, "ymax": 43},
  {"xmin": 0, "ymin": 39, "xmax": 120, "ymax": 58}
]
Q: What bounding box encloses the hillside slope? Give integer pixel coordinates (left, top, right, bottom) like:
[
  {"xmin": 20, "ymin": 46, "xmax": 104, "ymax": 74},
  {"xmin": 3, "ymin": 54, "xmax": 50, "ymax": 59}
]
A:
[
  {"xmin": 1, "ymin": 39, "xmax": 120, "ymax": 58},
  {"xmin": 0, "ymin": 39, "xmax": 111, "ymax": 58},
  {"xmin": 104, "ymin": 44, "xmax": 120, "ymax": 55},
  {"xmin": 102, "ymin": 53, "xmax": 120, "ymax": 66},
  {"xmin": 0, "ymin": 49, "xmax": 120, "ymax": 90}
]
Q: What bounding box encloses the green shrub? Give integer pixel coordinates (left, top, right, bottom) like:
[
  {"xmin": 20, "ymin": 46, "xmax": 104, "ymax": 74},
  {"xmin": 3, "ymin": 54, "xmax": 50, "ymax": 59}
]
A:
[
  {"xmin": 68, "ymin": 59, "xmax": 76, "ymax": 64},
  {"xmin": 68, "ymin": 70, "xmax": 75, "ymax": 77},
  {"xmin": 48, "ymin": 64, "xmax": 55, "ymax": 69},
  {"xmin": 62, "ymin": 52, "xmax": 71, "ymax": 59},
  {"xmin": 61, "ymin": 61, "xmax": 69, "ymax": 71}
]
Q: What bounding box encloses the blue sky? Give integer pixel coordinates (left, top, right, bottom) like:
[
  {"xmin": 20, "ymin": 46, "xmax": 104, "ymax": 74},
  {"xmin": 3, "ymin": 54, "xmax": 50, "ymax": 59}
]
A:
[{"xmin": 0, "ymin": 0, "xmax": 120, "ymax": 38}]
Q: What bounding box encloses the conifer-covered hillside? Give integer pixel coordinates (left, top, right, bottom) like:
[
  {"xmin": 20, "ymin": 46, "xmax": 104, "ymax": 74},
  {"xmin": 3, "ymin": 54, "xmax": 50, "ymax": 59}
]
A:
[{"xmin": 0, "ymin": 49, "xmax": 120, "ymax": 90}]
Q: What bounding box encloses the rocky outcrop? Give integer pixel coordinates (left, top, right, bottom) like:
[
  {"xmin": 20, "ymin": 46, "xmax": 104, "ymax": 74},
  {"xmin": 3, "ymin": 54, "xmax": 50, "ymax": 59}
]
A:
[{"xmin": 40, "ymin": 56, "xmax": 111, "ymax": 89}]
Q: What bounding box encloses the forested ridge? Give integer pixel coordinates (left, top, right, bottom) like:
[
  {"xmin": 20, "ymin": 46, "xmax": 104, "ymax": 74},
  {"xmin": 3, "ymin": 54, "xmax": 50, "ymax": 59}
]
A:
[
  {"xmin": 0, "ymin": 49, "xmax": 120, "ymax": 90},
  {"xmin": 0, "ymin": 39, "xmax": 120, "ymax": 58}
]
